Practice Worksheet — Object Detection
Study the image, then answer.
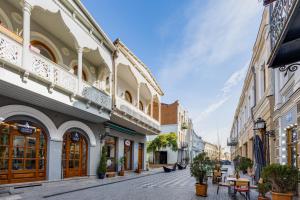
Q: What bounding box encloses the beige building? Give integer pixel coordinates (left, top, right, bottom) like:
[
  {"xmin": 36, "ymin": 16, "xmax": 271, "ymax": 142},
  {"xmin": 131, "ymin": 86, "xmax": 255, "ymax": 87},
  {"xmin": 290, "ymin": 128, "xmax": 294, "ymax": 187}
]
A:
[
  {"xmin": 228, "ymin": 8, "xmax": 275, "ymax": 164},
  {"xmin": 204, "ymin": 141, "xmax": 219, "ymax": 160}
]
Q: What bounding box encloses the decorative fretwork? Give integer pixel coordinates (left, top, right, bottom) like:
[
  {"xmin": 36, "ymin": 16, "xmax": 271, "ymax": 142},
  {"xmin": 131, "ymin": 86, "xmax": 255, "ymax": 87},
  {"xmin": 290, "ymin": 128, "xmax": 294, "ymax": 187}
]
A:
[
  {"xmin": 82, "ymin": 83, "xmax": 112, "ymax": 110},
  {"xmin": 32, "ymin": 55, "xmax": 52, "ymax": 81},
  {"xmin": 270, "ymin": 0, "xmax": 297, "ymax": 49},
  {"xmin": 0, "ymin": 35, "xmax": 21, "ymax": 66}
]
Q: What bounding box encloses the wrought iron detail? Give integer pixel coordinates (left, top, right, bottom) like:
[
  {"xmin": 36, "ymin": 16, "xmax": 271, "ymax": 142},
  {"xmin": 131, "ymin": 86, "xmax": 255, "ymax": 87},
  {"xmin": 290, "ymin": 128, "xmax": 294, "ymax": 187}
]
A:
[
  {"xmin": 270, "ymin": 0, "xmax": 297, "ymax": 49},
  {"xmin": 279, "ymin": 63, "xmax": 299, "ymax": 76},
  {"xmin": 227, "ymin": 137, "xmax": 238, "ymax": 146}
]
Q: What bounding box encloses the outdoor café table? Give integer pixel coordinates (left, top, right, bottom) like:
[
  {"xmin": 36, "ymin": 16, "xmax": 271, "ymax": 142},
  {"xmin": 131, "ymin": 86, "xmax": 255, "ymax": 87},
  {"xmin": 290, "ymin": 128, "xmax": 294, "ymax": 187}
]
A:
[{"xmin": 225, "ymin": 177, "xmax": 250, "ymax": 196}]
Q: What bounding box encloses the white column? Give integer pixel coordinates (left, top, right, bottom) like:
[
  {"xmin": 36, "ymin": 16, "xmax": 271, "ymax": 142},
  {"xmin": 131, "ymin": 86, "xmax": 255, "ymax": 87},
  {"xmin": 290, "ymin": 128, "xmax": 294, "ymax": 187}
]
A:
[
  {"xmin": 77, "ymin": 47, "xmax": 83, "ymax": 93},
  {"xmin": 274, "ymin": 68, "xmax": 281, "ymax": 109},
  {"xmin": 117, "ymin": 137, "xmax": 124, "ymax": 171},
  {"xmin": 137, "ymin": 84, "xmax": 140, "ymax": 109},
  {"xmin": 22, "ymin": 1, "xmax": 32, "ymax": 80}
]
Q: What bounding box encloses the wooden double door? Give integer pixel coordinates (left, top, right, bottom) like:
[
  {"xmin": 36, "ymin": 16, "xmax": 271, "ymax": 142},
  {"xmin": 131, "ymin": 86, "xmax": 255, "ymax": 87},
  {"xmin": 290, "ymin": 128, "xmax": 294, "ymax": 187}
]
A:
[
  {"xmin": 62, "ymin": 132, "xmax": 88, "ymax": 178},
  {"xmin": 138, "ymin": 143, "xmax": 144, "ymax": 170},
  {"xmin": 0, "ymin": 122, "xmax": 47, "ymax": 184}
]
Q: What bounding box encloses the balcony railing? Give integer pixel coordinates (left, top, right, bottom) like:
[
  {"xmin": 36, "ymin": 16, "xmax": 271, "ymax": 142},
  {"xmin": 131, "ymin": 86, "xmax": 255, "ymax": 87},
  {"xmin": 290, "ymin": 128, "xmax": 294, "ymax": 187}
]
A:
[
  {"xmin": 270, "ymin": 0, "xmax": 298, "ymax": 49},
  {"xmin": 116, "ymin": 97, "xmax": 160, "ymax": 131},
  {"xmin": 227, "ymin": 137, "xmax": 238, "ymax": 146},
  {"xmin": 0, "ymin": 31, "xmax": 111, "ymax": 112}
]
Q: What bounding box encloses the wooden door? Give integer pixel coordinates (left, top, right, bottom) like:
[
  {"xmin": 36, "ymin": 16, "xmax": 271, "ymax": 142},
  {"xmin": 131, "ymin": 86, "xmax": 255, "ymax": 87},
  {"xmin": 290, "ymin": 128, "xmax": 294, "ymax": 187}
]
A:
[
  {"xmin": 124, "ymin": 141, "xmax": 132, "ymax": 170},
  {"xmin": 0, "ymin": 122, "xmax": 47, "ymax": 184},
  {"xmin": 138, "ymin": 143, "xmax": 144, "ymax": 170},
  {"xmin": 62, "ymin": 132, "xmax": 87, "ymax": 178}
]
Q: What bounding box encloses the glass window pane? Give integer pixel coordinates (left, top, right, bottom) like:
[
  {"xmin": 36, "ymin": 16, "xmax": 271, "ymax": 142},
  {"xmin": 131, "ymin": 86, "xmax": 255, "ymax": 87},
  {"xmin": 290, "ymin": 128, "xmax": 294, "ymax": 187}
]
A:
[
  {"xmin": 14, "ymin": 136, "xmax": 25, "ymax": 147},
  {"xmin": 13, "ymin": 147, "xmax": 24, "ymax": 158},
  {"xmin": 40, "ymin": 133, "xmax": 45, "ymax": 149},
  {"xmin": 69, "ymin": 160, "xmax": 74, "ymax": 168},
  {"xmin": 39, "ymin": 159, "xmax": 45, "ymax": 170},
  {"xmin": 74, "ymin": 160, "xmax": 79, "ymax": 168},
  {"xmin": 0, "ymin": 159, "xmax": 8, "ymax": 171},
  {"xmin": 0, "ymin": 134, "xmax": 9, "ymax": 145},
  {"xmin": 0, "ymin": 146, "xmax": 9, "ymax": 158},
  {"xmin": 27, "ymin": 137, "xmax": 36, "ymax": 147},
  {"xmin": 12, "ymin": 159, "xmax": 24, "ymax": 170},
  {"xmin": 39, "ymin": 149, "xmax": 45, "ymax": 159},
  {"xmin": 26, "ymin": 148, "xmax": 36, "ymax": 158},
  {"xmin": 25, "ymin": 159, "xmax": 36, "ymax": 170}
]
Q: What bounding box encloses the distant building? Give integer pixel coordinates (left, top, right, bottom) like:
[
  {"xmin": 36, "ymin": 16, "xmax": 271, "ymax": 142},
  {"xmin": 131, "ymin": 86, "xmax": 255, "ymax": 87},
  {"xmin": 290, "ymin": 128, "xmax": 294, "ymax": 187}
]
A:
[
  {"xmin": 188, "ymin": 129, "xmax": 204, "ymax": 160},
  {"xmin": 204, "ymin": 141, "xmax": 219, "ymax": 160}
]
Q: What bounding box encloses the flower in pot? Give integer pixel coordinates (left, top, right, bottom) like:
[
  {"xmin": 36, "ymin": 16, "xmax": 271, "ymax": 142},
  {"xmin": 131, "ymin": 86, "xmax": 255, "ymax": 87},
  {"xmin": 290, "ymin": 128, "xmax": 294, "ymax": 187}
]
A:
[
  {"xmin": 257, "ymin": 179, "xmax": 271, "ymax": 200},
  {"xmin": 262, "ymin": 164, "xmax": 298, "ymax": 200},
  {"xmin": 118, "ymin": 156, "xmax": 125, "ymax": 176},
  {"xmin": 97, "ymin": 146, "xmax": 107, "ymax": 179},
  {"xmin": 190, "ymin": 152, "xmax": 212, "ymax": 197}
]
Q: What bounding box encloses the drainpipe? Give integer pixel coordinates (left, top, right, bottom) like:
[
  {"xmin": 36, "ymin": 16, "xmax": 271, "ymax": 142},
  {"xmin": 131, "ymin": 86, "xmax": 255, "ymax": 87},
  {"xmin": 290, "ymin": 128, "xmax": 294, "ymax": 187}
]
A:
[
  {"xmin": 112, "ymin": 49, "xmax": 118, "ymax": 109},
  {"xmin": 251, "ymin": 65, "xmax": 257, "ymax": 163}
]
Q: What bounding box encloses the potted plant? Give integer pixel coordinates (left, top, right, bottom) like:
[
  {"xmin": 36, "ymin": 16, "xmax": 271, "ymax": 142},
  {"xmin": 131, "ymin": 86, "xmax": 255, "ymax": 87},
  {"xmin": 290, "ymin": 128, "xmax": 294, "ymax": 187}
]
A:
[
  {"xmin": 262, "ymin": 164, "xmax": 298, "ymax": 200},
  {"xmin": 118, "ymin": 156, "xmax": 125, "ymax": 176},
  {"xmin": 239, "ymin": 157, "xmax": 253, "ymax": 174},
  {"xmin": 190, "ymin": 152, "xmax": 212, "ymax": 197},
  {"xmin": 97, "ymin": 146, "xmax": 107, "ymax": 179},
  {"xmin": 257, "ymin": 179, "xmax": 271, "ymax": 200}
]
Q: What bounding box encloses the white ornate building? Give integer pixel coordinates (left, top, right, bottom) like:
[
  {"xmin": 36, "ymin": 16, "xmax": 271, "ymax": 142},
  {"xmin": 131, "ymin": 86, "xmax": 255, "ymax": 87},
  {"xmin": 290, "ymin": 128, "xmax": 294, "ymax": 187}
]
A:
[{"xmin": 0, "ymin": 0, "xmax": 163, "ymax": 184}]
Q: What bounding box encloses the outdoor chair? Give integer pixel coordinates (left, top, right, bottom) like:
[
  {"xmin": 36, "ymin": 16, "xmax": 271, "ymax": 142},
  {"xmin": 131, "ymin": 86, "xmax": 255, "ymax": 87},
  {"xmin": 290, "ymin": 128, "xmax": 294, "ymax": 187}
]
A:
[
  {"xmin": 212, "ymin": 170, "xmax": 222, "ymax": 184},
  {"xmin": 234, "ymin": 180, "xmax": 250, "ymax": 200},
  {"xmin": 177, "ymin": 163, "xmax": 186, "ymax": 170},
  {"xmin": 163, "ymin": 163, "xmax": 177, "ymax": 173}
]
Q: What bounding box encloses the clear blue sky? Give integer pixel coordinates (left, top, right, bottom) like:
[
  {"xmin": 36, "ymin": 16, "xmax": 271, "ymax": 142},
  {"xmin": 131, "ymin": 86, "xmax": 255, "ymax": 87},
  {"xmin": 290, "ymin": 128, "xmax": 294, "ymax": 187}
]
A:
[{"xmin": 81, "ymin": 0, "xmax": 264, "ymax": 146}]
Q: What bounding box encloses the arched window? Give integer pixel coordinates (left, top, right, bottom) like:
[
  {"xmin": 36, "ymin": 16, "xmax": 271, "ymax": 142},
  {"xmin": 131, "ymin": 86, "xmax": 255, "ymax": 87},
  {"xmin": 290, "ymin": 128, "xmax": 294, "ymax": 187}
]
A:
[
  {"xmin": 31, "ymin": 40, "xmax": 57, "ymax": 63},
  {"xmin": 125, "ymin": 91, "xmax": 132, "ymax": 104},
  {"xmin": 73, "ymin": 65, "xmax": 88, "ymax": 82},
  {"xmin": 147, "ymin": 104, "xmax": 151, "ymax": 115},
  {"xmin": 139, "ymin": 101, "xmax": 144, "ymax": 111}
]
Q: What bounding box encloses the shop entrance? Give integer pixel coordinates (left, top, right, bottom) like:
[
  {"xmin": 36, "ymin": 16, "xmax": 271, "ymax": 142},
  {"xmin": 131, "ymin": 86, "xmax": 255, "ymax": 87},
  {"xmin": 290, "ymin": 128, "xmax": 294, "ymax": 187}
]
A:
[
  {"xmin": 124, "ymin": 140, "xmax": 133, "ymax": 170},
  {"xmin": 0, "ymin": 121, "xmax": 47, "ymax": 184},
  {"xmin": 138, "ymin": 143, "xmax": 144, "ymax": 170},
  {"xmin": 62, "ymin": 131, "xmax": 88, "ymax": 178}
]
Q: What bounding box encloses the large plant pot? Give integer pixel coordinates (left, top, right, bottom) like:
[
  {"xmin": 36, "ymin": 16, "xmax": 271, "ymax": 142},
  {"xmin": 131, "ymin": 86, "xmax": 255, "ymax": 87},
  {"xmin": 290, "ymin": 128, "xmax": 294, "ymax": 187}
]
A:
[
  {"xmin": 119, "ymin": 171, "xmax": 125, "ymax": 176},
  {"xmin": 195, "ymin": 183, "xmax": 207, "ymax": 197},
  {"xmin": 271, "ymin": 192, "xmax": 293, "ymax": 200},
  {"xmin": 97, "ymin": 173, "xmax": 106, "ymax": 179}
]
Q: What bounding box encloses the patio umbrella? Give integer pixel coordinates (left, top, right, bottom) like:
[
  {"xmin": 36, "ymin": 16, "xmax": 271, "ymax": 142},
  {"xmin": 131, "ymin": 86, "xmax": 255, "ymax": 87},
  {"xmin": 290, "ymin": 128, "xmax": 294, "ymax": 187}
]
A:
[{"xmin": 253, "ymin": 135, "xmax": 266, "ymax": 183}]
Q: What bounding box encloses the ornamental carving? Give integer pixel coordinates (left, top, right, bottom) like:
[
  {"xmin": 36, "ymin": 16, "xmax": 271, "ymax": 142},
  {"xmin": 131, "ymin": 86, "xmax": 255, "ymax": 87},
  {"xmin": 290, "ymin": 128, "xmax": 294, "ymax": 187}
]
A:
[
  {"xmin": 82, "ymin": 86, "xmax": 112, "ymax": 110},
  {"xmin": 0, "ymin": 37, "xmax": 21, "ymax": 65}
]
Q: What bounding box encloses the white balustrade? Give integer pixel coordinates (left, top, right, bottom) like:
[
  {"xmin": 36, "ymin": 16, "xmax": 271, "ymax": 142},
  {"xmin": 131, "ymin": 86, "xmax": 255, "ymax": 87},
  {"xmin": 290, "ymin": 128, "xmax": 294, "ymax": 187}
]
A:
[
  {"xmin": 116, "ymin": 97, "xmax": 160, "ymax": 131},
  {"xmin": 0, "ymin": 33, "xmax": 22, "ymax": 67},
  {"xmin": 0, "ymin": 32, "xmax": 111, "ymax": 111}
]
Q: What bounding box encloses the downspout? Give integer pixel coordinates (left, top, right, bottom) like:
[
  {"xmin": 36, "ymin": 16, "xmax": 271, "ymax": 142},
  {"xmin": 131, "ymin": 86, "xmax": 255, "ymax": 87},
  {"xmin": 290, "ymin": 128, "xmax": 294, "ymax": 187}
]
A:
[
  {"xmin": 112, "ymin": 49, "xmax": 118, "ymax": 109},
  {"xmin": 251, "ymin": 65, "xmax": 257, "ymax": 163}
]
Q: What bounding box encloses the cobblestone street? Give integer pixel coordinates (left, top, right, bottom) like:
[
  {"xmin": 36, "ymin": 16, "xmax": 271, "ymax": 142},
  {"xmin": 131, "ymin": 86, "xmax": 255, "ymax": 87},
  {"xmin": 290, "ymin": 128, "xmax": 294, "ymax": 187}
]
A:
[{"xmin": 1, "ymin": 168, "xmax": 262, "ymax": 200}]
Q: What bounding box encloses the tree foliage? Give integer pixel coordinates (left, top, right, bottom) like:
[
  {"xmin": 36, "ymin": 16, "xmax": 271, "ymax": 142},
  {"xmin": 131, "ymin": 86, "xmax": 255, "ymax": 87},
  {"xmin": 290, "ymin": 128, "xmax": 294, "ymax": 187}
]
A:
[
  {"xmin": 147, "ymin": 132, "xmax": 178, "ymax": 153},
  {"xmin": 97, "ymin": 146, "xmax": 107, "ymax": 174}
]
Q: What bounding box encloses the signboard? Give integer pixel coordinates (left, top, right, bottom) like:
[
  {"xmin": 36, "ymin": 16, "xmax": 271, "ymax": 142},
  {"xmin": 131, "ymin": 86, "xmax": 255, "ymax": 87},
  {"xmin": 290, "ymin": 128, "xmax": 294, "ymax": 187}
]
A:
[
  {"xmin": 71, "ymin": 132, "xmax": 80, "ymax": 142},
  {"xmin": 124, "ymin": 140, "xmax": 131, "ymax": 147},
  {"xmin": 18, "ymin": 122, "xmax": 35, "ymax": 135}
]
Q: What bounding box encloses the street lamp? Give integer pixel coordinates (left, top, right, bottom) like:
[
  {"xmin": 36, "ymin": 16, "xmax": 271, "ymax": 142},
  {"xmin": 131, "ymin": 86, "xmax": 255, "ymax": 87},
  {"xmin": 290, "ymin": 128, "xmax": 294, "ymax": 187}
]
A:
[{"xmin": 254, "ymin": 117, "xmax": 266, "ymax": 131}]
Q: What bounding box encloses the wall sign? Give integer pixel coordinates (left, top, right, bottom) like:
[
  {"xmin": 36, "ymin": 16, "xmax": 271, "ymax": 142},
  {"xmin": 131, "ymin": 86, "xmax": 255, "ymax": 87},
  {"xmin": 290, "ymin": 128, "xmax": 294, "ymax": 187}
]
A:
[
  {"xmin": 124, "ymin": 140, "xmax": 131, "ymax": 147},
  {"xmin": 71, "ymin": 132, "xmax": 80, "ymax": 142},
  {"xmin": 18, "ymin": 122, "xmax": 35, "ymax": 135}
]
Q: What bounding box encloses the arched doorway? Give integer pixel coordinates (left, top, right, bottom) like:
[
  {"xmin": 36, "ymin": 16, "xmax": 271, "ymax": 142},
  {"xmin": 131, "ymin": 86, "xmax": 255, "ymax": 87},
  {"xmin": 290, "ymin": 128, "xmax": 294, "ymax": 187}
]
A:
[
  {"xmin": 0, "ymin": 120, "xmax": 47, "ymax": 184},
  {"xmin": 62, "ymin": 130, "xmax": 88, "ymax": 178}
]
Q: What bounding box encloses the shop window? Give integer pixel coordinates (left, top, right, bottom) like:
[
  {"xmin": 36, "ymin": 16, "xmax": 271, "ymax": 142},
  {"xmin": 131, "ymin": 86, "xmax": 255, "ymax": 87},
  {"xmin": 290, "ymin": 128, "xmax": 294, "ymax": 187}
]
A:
[
  {"xmin": 139, "ymin": 101, "xmax": 144, "ymax": 111},
  {"xmin": 73, "ymin": 65, "xmax": 88, "ymax": 81},
  {"xmin": 125, "ymin": 91, "xmax": 132, "ymax": 104},
  {"xmin": 105, "ymin": 136, "xmax": 116, "ymax": 172},
  {"xmin": 31, "ymin": 40, "xmax": 57, "ymax": 63}
]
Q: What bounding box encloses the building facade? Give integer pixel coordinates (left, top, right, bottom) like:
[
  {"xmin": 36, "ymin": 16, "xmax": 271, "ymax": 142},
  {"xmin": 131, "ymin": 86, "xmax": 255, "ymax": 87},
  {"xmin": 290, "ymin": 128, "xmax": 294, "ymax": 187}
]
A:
[
  {"xmin": 0, "ymin": 0, "xmax": 163, "ymax": 184},
  {"xmin": 188, "ymin": 129, "xmax": 204, "ymax": 160},
  {"xmin": 204, "ymin": 141, "xmax": 219, "ymax": 161}
]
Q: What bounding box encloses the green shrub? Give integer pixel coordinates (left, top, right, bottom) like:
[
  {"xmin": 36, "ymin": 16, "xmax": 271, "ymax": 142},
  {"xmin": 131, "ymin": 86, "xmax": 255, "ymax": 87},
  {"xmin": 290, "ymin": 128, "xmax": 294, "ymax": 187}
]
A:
[
  {"xmin": 262, "ymin": 164, "xmax": 298, "ymax": 193},
  {"xmin": 258, "ymin": 182, "xmax": 271, "ymax": 197},
  {"xmin": 97, "ymin": 146, "xmax": 107, "ymax": 175},
  {"xmin": 190, "ymin": 152, "xmax": 213, "ymax": 184}
]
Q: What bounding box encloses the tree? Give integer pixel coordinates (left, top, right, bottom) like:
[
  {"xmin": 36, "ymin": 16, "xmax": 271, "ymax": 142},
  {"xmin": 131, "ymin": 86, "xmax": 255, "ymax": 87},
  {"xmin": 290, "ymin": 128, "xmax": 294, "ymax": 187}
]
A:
[{"xmin": 147, "ymin": 132, "xmax": 178, "ymax": 163}]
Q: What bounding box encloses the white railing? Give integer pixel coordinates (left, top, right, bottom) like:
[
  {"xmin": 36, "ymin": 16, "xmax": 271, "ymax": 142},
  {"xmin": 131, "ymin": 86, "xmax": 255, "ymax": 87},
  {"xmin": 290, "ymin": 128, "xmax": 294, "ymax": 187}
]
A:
[
  {"xmin": 116, "ymin": 96, "xmax": 160, "ymax": 131},
  {"xmin": 0, "ymin": 32, "xmax": 22, "ymax": 67},
  {"xmin": 81, "ymin": 81, "xmax": 112, "ymax": 110},
  {"xmin": 0, "ymin": 32, "xmax": 111, "ymax": 111}
]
